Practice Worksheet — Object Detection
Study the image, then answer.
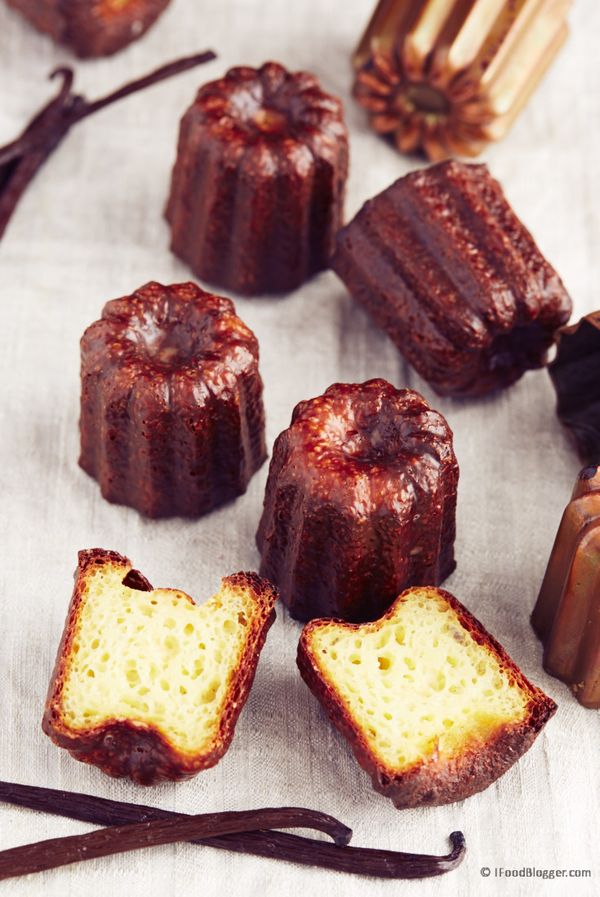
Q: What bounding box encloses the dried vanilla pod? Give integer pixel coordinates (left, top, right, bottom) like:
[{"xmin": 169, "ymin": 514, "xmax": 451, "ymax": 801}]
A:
[
  {"xmin": 0, "ymin": 780, "xmax": 466, "ymax": 879},
  {"xmin": 0, "ymin": 51, "xmax": 216, "ymax": 242}
]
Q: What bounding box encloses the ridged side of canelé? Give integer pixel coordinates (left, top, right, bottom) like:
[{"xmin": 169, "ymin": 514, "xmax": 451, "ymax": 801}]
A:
[
  {"xmin": 43, "ymin": 549, "xmax": 278, "ymax": 784},
  {"xmin": 298, "ymin": 586, "xmax": 557, "ymax": 808},
  {"xmin": 256, "ymin": 380, "xmax": 458, "ymax": 622},
  {"xmin": 549, "ymin": 312, "xmax": 600, "ymax": 464},
  {"xmin": 331, "ymin": 160, "xmax": 572, "ymax": 398},
  {"xmin": 5, "ymin": 0, "xmax": 172, "ymax": 57},
  {"xmin": 79, "ymin": 281, "xmax": 267, "ymax": 518},
  {"xmin": 165, "ymin": 62, "xmax": 349, "ymax": 296}
]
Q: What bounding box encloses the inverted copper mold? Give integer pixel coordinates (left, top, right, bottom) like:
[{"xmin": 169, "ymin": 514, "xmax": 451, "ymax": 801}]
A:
[
  {"xmin": 532, "ymin": 466, "xmax": 600, "ymax": 709},
  {"xmin": 352, "ymin": 0, "xmax": 571, "ymax": 160}
]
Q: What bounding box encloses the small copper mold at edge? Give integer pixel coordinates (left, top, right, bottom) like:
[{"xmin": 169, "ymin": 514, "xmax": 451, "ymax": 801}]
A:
[
  {"xmin": 352, "ymin": 0, "xmax": 572, "ymax": 161},
  {"xmin": 531, "ymin": 465, "xmax": 600, "ymax": 709}
]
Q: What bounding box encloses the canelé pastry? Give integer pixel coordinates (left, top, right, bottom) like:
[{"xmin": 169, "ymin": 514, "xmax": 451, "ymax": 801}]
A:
[
  {"xmin": 298, "ymin": 586, "xmax": 557, "ymax": 808},
  {"xmin": 165, "ymin": 61, "xmax": 349, "ymax": 296},
  {"xmin": 256, "ymin": 379, "xmax": 458, "ymax": 623},
  {"xmin": 331, "ymin": 161, "xmax": 572, "ymax": 398},
  {"xmin": 531, "ymin": 466, "xmax": 600, "ymax": 709},
  {"xmin": 352, "ymin": 0, "xmax": 571, "ymax": 161},
  {"xmin": 4, "ymin": 0, "xmax": 171, "ymax": 57},
  {"xmin": 79, "ymin": 281, "xmax": 266, "ymax": 518},
  {"xmin": 43, "ymin": 549, "xmax": 278, "ymax": 784},
  {"xmin": 548, "ymin": 311, "xmax": 600, "ymax": 464}
]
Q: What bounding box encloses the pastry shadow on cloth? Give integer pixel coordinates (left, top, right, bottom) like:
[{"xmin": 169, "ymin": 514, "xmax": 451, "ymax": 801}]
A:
[
  {"xmin": 333, "ymin": 285, "xmax": 418, "ymax": 390},
  {"xmin": 233, "ymin": 640, "xmax": 400, "ymax": 814}
]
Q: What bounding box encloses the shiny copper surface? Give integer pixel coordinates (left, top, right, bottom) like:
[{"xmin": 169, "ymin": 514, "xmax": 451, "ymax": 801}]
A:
[
  {"xmin": 532, "ymin": 466, "xmax": 600, "ymax": 709},
  {"xmin": 353, "ymin": 0, "xmax": 571, "ymax": 160}
]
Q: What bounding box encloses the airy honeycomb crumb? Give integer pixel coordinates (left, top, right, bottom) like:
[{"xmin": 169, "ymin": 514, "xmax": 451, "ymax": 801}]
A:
[
  {"xmin": 60, "ymin": 564, "xmax": 263, "ymax": 755},
  {"xmin": 309, "ymin": 588, "xmax": 529, "ymax": 770}
]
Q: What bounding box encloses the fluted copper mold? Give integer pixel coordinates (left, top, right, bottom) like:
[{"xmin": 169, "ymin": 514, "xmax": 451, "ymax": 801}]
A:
[
  {"xmin": 352, "ymin": 0, "xmax": 571, "ymax": 160},
  {"xmin": 549, "ymin": 311, "xmax": 600, "ymax": 465},
  {"xmin": 166, "ymin": 61, "xmax": 349, "ymax": 296},
  {"xmin": 531, "ymin": 466, "xmax": 600, "ymax": 709},
  {"xmin": 79, "ymin": 281, "xmax": 267, "ymax": 519},
  {"xmin": 331, "ymin": 160, "xmax": 572, "ymax": 398},
  {"xmin": 256, "ymin": 379, "xmax": 459, "ymax": 623},
  {"xmin": 4, "ymin": 0, "xmax": 172, "ymax": 57}
]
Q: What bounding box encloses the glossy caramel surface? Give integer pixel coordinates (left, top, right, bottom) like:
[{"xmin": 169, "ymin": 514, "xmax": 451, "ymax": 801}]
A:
[
  {"xmin": 166, "ymin": 62, "xmax": 348, "ymax": 295},
  {"xmin": 332, "ymin": 160, "xmax": 572, "ymax": 398},
  {"xmin": 257, "ymin": 379, "xmax": 458, "ymax": 622},
  {"xmin": 80, "ymin": 281, "xmax": 266, "ymax": 518}
]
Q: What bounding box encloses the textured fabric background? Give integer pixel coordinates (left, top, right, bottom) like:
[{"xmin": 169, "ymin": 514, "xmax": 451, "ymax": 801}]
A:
[{"xmin": 0, "ymin": 1, "xmax": 598, "ymax": 894}]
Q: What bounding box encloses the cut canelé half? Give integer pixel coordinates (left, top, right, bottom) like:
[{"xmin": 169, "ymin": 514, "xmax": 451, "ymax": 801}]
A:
[
  {"xmin": 43, "ymin": 549, "xmax": 277, "ymax": 784},
  {"xmin": 298, "ymin": 586, "xmax": 556, "ymax": 807}
]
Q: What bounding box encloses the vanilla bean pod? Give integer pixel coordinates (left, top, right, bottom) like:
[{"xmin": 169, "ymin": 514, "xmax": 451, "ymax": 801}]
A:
[
  {"xmin": 0, "ymin": 50, "xmax": 216, "ymax": 240},
  {"xmin": 0, "ymin": 780, "xmax": 465, "ymax": 878},
  {"xmin": 0, "ymin": 806, "xmax": 351, "ymax": 881}
]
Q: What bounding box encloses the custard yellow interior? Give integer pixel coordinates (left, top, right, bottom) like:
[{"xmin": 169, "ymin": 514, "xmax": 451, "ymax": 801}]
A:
[
  {"xmin": 309, "ymin": 589, "xmax": 529, "ymax": 770},
  {"xmin": 60, "ymin": 565, "xmax": 257, "ymax": 755}
]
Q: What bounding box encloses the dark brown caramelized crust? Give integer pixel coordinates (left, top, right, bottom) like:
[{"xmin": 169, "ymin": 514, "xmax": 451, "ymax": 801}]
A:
[
  {"xmin": 43, "ymin": 549, "xmax": 278, "ymax": 784},
  {"xmin": 549, "ymin": 311, "xmax": 600, "ymax": 464},
  {"xmin": 331, "ymin": 160, "xmax": 572, "ymax": 398},
  {"xmin": 5, "ymin": 0, "xmax": 171, "ymax": 57},
  {"xmin": 166, "ymin": 61, "xmax": 349, "ymax": 295},
  {"xmin": 256, "ymin": 379, "xmax": 458, "ymax": 622},
  {"xmin": 79, "ymin": 281, "xmax": 266, "ymax": 518},
  {"xmin": 298, "ymin": 587, "xmax": 557, "ymax": 808},
  {"xmin": 532, "ymin": 466, "xmax": 600, "ymax": 709}
]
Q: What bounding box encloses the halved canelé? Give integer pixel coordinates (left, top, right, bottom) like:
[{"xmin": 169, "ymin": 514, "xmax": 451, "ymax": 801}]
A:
[
  {"xmin": 298, "ymin": 586, "xmax": 556, "ymax": 807},
  {"xmin": 43, "ymin": 550, "xmax": 277, "ymax": 784}
]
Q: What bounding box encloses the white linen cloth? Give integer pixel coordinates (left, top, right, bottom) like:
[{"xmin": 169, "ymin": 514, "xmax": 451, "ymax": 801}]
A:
[{"xmin": 0, "ymin": 1, "xmax": 598, "ymax": 894}]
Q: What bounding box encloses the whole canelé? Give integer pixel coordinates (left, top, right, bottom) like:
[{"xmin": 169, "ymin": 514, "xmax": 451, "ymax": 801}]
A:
[
  {"xmin": 166, "ymin": 61, "xmax": 349, "ymax": 296},
  {"xmin": 331, "ymin": 160, "xmax": 572, "ymax": 398},
  {"xmin": 256, "ymin": 379, "xmax": 459, "ymax": 623},
  {"xmin": 4, "ymin": 0, "xmax": 172, "ymax": 57},
  {"xmin": 79, "ymin": 281, "xmax": 267, "ymax": 518}
]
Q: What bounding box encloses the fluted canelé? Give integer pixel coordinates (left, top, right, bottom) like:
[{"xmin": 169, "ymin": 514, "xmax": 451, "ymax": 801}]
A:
[
  {"xmin": 79, "ymin": 281, "xmax": 266, "ymax": 518},
  {"xmin": 256, "ymin": 379, "xmax": 458, "ymax": 623},
  {"xmin": 4, "ymin": 0, "xmax": 172, "ymax": 57},
  {"xmin": 331, "ymin": 160, "xmax": 572, "ymax": 398},
  {"xmin": 166, "ymin": 62, "xmax": 349, "ymax": 296}
]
